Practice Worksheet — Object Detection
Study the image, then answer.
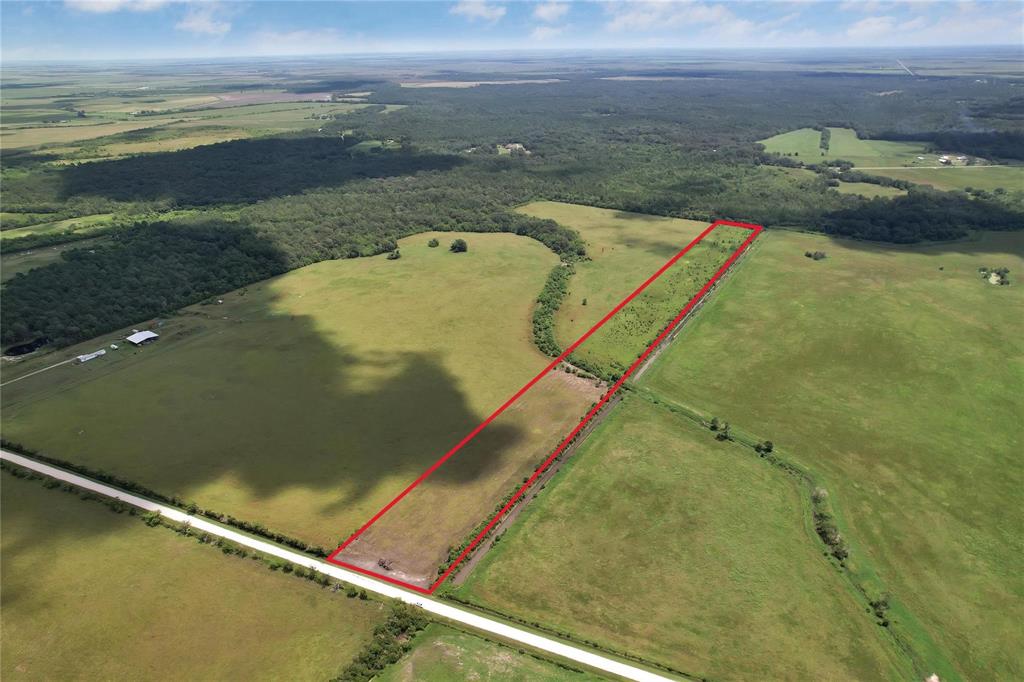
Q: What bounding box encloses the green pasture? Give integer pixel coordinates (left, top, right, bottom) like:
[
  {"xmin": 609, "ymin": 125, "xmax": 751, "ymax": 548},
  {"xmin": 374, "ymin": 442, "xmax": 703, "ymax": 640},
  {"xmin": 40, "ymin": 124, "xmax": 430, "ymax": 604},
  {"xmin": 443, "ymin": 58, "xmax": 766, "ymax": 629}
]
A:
[
  {"xmin": 865, "ymin": 165, "xmax": 1024, "ymax": 192},
  {"xmin": 377, "ymin": 624, "xmax": 600, "ymax": 682},
  {"xmin": 759, "ymin": 127, "xmax": 932, "ymax": 167},
  {"xmin": 568, "ymin": 225, "xmax": 748, "ymax": 377},
  {"xmin": 0, "ymin": 213, "xmax": 114, "ymax": 241},
  {"xmin": 0, "ymin": 473, "xmax": 385, "ymax": 680},
  {"xmin": 759, "ymin": 127, "xmax": 824, "ymax": 159},
  {"xmin": 516, "ymin": 201, "xmax": 734, "ymax": 375},
  {"xmin": 642, "ymin": 229, "xmax": 1024, "ymax": 680},
  {"xmin": 1, "ymin": 233, "xmax": 570, "ymax": 550},
  {"xmin": 458, "ymin": 397, "xmax": 912, "ymax": 681}
]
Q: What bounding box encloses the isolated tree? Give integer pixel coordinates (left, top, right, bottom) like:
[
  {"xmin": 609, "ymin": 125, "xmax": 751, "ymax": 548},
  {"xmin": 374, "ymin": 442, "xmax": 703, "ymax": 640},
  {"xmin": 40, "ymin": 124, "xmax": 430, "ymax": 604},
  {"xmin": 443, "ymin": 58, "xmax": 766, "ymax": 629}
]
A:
[
  {"xmin": 427, "ymin": 238, "xmax": 439, "ymax": 247},
  {"xmin": 450, "ymin": 238, "xmax": 468, "ymax": 253}
]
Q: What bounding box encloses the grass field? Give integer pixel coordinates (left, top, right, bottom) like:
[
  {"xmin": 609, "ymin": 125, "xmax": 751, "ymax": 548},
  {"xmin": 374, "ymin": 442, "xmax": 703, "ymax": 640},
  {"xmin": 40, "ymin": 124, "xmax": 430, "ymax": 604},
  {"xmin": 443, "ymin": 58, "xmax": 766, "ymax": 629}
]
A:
[
  {"xmin": 760, "ymin": 127, "xmax": 931, "ymax": 167},
  {"xmin": 515, "ymin": 202, "xmax": 748, "ymax": 377},
  {"xmin": 1, "ymin": 473, "xmax": 385, "ymax": 680},
  {"xmin": 760, "ymin": 127, "xmax": 1022, "ymax": 192},
  {"xmin": 0, "ymin": 213, "xmax": 114, "ymax": 241},
  {"xmin": 641, "ymin": 229, "xmax": 1024, "ymax": 680},
  {"xmin": 833, "ymin": 181, "xmax": 907, "ymax": 198},
  {"xmin": 457, "ymin": 397, "xmax": 912, "ymax": 680},
  {"xmin": 759, "ymin": 127, "xmax": 825, "ymax": 159},
  {"xmin": 568, "ymin": 225, "xmax": 749, "ymax": 377},
  {"xmin": 1, "ymin": 232, "xmax": 589, "ymax": 552},
  {"xmin": 862, "ymin": 165, "xmax": 1024, "ymax": 192},
  {"xmin": 378, "ymin": 624, "xmax": 601, "ymax": 682},
  {"xmin": 2, "ymin": 99, "xmax": 377, "ymax": 159},
  {"xmin": 1, "ymin": 238, "xmax": 108, "ymax": 282}
]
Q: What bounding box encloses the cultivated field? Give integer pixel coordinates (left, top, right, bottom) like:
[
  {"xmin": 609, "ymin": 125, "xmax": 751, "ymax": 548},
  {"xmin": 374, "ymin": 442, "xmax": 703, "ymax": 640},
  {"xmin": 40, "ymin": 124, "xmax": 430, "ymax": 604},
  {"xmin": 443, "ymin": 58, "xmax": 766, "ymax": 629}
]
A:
[
  {"xmin": 2, "ymin": 232, "xmax": 580, "ymax": 550},
  {"xmin": 457, "ymin": 397, "xmax": 912, "ymax": 680},
  {"xmin": 1, "ymin": 76, "xmax": 381, "ymax": 160},
  {"xmin": 378, "ymin": 624, "xmax": 600, "ymax": 681},
  {"xmin": 642, "ymin": 229, "xmax": 1024, "ymax": 680},
  {"xmin": 0, "ymin": 473, "xmax": 385, "ymax": 680}
]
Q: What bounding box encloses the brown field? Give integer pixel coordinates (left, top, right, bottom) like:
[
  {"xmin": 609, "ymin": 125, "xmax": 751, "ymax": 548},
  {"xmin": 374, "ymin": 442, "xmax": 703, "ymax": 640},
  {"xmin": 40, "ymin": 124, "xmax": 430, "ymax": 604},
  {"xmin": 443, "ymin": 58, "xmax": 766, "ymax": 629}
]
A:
[{"xmin": 333, "ymin": 368, "xmax": 603, "ymax": 587}]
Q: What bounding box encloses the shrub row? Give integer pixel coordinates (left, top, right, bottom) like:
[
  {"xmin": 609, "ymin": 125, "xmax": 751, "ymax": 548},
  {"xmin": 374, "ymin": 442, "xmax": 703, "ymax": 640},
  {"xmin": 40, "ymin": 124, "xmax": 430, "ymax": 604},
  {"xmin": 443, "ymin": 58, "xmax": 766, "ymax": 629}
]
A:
[
  {"xmin": 332, "ymin": 604, "xmax": 429, "ymax": 681},
  {"xmin": 532, "ymin": 264, "xmax": 573, "ymax": 357}
]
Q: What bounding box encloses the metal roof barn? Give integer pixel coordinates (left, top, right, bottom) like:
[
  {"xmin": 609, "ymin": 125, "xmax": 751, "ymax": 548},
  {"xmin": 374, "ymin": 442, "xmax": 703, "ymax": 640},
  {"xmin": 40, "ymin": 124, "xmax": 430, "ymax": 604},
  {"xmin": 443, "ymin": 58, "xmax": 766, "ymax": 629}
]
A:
[{"xmin": 125, "ymin": 330, "xmax": 159, "ymax": 345}]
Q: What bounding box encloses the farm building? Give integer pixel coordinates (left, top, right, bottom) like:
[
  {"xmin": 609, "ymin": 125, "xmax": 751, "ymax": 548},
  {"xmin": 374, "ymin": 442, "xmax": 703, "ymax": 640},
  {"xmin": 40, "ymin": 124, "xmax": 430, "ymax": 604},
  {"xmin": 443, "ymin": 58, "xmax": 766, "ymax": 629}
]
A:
[
  {"xmin": 76, "ymin": 349, "xmax": 106, "ymax": 364},
  {"xmin": 126, "ymin": 330, "xmax": 159, "ymax": 346}
]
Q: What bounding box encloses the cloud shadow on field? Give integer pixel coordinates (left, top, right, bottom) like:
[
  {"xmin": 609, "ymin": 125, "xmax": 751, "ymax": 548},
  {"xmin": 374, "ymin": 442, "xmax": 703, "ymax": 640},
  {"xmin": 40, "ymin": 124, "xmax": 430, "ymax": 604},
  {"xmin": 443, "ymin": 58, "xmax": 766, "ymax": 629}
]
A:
[
  {"xmin": 58, "ymin": 136, "xmax": 464, "ymax": 205},
  {"xmin": 1, "ymin": 246, "xmax": 527, "ymax": 551}
]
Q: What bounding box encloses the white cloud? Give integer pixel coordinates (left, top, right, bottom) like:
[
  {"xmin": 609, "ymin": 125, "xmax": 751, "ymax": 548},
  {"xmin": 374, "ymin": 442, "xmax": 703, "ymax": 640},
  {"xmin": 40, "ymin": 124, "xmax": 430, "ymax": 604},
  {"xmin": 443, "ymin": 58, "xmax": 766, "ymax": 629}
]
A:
[
  {"xmin": 605, "ymin": 2, "xmax": 738, "ymax": 32},
  {"xmin": 761, "ymin": 11, "xmax": 802, "ymax": 30},
  {"xmin": 531, "ymin": 25, "xmax": 565, "ymax": 40},
  {"xmin": 898, "ymin": 15, "xmax": 930, "ymax": 30},
  {"xmin": 846, "ymin": 15, "xmax": 897, "ymax": 39},
  {"xmin": 249, "ymin": 28, "xmax": 350, "ymax": 56},
  {"xmin": 450, "ymin": 0, "xmax": 506, "ymax": 22},
  {"xmin": 533, "ymin": 1, "xmax": 569, "ymax": 23},
  {"xmin": 65, "ymin": 0, "xmax": 169, "ymax": 13},
  {"xmin": 176, "ymin": 3, "xmax": 230, "ymax": 36},
  {"xmin": 839, "ymin": 0, "xmax": 884, "ymax": 12}
]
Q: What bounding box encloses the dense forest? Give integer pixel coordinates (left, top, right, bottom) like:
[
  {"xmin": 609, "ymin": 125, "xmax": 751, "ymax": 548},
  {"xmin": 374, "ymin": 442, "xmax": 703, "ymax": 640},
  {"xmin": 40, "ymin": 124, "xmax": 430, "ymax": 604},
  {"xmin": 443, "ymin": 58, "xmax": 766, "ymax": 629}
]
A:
[{"xmin": 3, "ymin": 67, "xmax": 1023, "ymax": 349}]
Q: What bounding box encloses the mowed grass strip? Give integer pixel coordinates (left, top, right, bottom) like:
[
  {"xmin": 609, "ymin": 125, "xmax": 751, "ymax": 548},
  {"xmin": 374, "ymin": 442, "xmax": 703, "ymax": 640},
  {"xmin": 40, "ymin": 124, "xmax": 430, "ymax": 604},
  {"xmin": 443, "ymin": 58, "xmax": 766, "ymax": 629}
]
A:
[
  {"xmin": 377, "ymin": 624, "xmax": 602, "ymax": 682},
  {"xmin": 2, "ymin": 232, "xmax": 559, "ymax": 549},
  {"xmin": 458, "ymin": 397, "xmax": 912, "ymax": 680},
  {"xmin": 0, "ymin": 474, "xmax": 385, "ymax": 681},
  {"xmin": 642, "ymin": 230, "xmax": 1024, "ymax": 680}
]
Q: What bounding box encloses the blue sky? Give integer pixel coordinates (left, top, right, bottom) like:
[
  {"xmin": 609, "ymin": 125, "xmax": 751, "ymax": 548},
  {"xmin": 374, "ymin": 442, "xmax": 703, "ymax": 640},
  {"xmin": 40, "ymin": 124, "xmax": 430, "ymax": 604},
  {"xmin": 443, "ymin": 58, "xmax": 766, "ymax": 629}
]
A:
[{"xmin": 2, "ymin": 1, "xmax": 1022, "ymax": 61}]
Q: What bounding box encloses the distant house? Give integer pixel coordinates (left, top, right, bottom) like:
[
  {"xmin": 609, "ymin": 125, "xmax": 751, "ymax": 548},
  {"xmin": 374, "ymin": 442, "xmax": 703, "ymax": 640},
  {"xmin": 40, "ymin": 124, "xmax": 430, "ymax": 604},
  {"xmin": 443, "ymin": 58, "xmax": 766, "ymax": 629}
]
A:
[{"xmin": 126, "ymin": 330, "xmax": 159, "ymax": 346}]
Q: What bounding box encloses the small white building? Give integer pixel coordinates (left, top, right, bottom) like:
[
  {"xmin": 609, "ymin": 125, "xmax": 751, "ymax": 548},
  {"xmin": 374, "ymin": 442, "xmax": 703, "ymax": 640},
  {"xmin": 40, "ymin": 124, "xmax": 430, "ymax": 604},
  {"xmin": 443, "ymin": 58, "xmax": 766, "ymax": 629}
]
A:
[
  {"xmin": 126, "ymin": 330, "xmax": 159, "ymax": 346},
  {"xmin": 76, "ymin": 349, "xmax": 106, "ymax": 364}
]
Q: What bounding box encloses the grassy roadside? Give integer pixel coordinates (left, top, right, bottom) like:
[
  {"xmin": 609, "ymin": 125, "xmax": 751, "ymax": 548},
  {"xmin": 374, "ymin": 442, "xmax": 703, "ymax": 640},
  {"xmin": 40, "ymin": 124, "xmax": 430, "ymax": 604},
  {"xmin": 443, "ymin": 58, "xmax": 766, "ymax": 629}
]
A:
[{"xmin": 0, "ymin": 460, "xmax": 619, "ymax": 682}]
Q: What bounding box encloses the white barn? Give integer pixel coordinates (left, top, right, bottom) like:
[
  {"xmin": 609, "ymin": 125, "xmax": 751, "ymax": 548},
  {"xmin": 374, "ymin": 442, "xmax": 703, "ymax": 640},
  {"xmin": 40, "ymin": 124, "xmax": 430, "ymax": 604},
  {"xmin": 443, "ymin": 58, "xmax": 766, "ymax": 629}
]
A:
[{"xmin": 126, "ymin": 330, "xmax": 159, "ymax": 346}]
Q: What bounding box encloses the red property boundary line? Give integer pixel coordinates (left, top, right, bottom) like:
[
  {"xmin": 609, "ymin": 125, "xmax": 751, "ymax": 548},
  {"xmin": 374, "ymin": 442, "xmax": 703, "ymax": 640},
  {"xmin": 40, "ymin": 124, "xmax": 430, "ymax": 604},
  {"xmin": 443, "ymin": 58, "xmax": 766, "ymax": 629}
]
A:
[{"xmin": 326, "ymin": 219, "xmax": 764, "ymax": 594}]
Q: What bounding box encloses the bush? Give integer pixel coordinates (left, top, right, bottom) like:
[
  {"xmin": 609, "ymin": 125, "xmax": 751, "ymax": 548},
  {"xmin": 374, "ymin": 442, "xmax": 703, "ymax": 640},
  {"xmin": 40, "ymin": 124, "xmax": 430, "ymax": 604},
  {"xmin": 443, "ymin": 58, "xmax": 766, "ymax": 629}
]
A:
[
  {"xmin": 427, "ymin": 238, "xmax": 439, "ymax": 247},
  {"xmin": 532, "ymin": 264, "xmax": 573, "ymax": 357},
  {"xmin": 450, "ymin": 238, "xmax": 468, "ymax": 253},
  {"xmin": 386, "ymin": 249, "xmax": 401, "ymax": 260}
]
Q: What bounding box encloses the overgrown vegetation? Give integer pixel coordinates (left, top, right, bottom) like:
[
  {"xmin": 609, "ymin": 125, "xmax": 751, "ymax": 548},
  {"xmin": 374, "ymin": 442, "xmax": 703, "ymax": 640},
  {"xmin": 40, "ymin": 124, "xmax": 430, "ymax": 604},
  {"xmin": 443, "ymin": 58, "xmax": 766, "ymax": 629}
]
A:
[
  {"xmin": 333, "ymin": 604, "xmax": 429, "ymax": 682},
  {"xmin": 532, "ymin": 265, "xmax": 574, "ymax": 357}
]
